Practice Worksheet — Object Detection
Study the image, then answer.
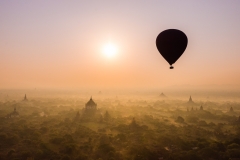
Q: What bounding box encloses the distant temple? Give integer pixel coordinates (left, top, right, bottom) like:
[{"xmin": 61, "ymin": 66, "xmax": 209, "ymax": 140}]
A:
[
  {"xmin": 200, "ymin": 106, "xmax": 203, "ymax": 110},
  {"xmin": 23, "ymin": 94, "xmax": 28, "ymax": 101},
  {"xmin": 187, "ymin": 96, "xmax": 195, "ymax": 105},
  {"xmin": 229, "ymin": 107, "xmax": 234, "ymax": 112},
  {"xmin": 74, "ymin": 111, "xmax": 80, "ymax": 121},
  {"xmin": 189, "ymin": 96, "xmax": 193, "ymax": 102},
  {"xmin": 159, "ymin": 93, "xmax": 167, "ymax": 97},
  {"xmin": 6, "ymin": 107, "xmax": 19, "ymax": 118},
  {"xmin": 85, "ymin": 97, "xmax": 97, "ymax": 112},
  {"xmin": 81, "ymin": 97, "xmax": 98, "ymax": 120}
]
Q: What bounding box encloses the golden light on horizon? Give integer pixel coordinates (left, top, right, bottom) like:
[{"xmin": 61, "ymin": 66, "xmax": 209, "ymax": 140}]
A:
[{"xmin": 102, "ymin": 42, "xmax": 118, "ymax": 59}]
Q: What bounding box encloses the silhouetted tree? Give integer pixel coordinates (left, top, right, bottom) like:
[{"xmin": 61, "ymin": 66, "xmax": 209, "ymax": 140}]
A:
[
  {"xmin": 175, "ymin": 116, "xmax": 184, "ymax": 123},
  {"xmin": 129, "ymin": 118, "xmax": 139, "ymax": 129}
]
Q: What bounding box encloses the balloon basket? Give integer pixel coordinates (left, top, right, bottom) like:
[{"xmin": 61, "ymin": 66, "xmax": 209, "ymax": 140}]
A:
[{"xmin": 170, "ymin": 66, "xmax": 174, "ymax": 69}]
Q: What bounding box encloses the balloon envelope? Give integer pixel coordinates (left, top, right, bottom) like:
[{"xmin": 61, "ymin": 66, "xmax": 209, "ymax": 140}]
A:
[{"xmin": 156, "ymin": 29, "xmax": 188, "ymax": 68}]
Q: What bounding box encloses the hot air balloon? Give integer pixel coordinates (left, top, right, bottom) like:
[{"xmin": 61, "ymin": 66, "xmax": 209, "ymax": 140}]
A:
[{"xmin": 156, "ymin": 29, "xmax": 188, "ymax": 69}]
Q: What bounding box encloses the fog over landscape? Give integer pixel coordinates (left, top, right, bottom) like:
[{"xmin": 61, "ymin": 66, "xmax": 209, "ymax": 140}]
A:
[{"xmin": 0, "ymin": 90, "xmax": 240, "ymax": 159}]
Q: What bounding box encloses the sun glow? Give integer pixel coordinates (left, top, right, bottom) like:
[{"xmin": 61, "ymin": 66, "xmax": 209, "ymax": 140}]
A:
[{"xmin": 102, "ymin": 42, "xmax": 118, "ymax": 59}]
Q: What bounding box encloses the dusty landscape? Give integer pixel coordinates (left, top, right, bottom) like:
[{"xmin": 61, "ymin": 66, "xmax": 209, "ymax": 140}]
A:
[{"xmin": 0, "ymin": 90, "xmax": 240, "ymax": 160}]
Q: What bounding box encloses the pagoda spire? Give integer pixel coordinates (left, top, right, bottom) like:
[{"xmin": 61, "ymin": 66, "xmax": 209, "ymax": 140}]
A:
[
  {"xmin": 23, "ymin": 94, "xmax": 28, "ymax": 101},
  {"xmin": 189, "ymin": 96, "xmax": 192, "ymax": 102}
]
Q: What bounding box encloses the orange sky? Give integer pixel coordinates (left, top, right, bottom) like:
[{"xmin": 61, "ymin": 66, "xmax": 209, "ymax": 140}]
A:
[{"xmin": 1, "ymin": 1, "xmax": 240, "ymax": 90}]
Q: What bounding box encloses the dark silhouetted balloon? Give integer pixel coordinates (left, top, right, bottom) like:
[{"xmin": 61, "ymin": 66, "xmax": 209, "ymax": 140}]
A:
[{"xmin": 156, "ymin": 29, "xmax": 188, "ymax": 69}]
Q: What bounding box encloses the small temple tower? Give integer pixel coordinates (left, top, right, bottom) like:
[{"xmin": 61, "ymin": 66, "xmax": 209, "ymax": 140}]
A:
[
  {"xmin": 187, "ymin": 96, "xmax": 195, "ymax": 105},
  {"xmin": 74, "ymin": 111, "xmax": 80, "ymax": 121},
  {"xmin": 229, "ymin": 107, "xmax": 234, "ymax": 112},
  {"xmin": 189, "ymin": 96, "xmax": 193, "ymax": 102},
  {"xmin": 6, "ymin": 107, "xmax": 19, "ymax": 118},
  {"xmin": 23, "ymin": 94, "xmax": 28, "ymax": 101},
  {"xmin": 200, "ymin": 106, "xmax": 203, "ymax": 110}
]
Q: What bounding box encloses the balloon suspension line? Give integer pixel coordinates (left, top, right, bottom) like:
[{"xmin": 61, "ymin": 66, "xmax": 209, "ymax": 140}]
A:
[{"xmin": 170, "ymin": 65, "xmax": 174, "ymax": 69}]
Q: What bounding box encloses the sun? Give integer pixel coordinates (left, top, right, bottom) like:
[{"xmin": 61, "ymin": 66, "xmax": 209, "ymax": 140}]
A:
[{"xmin": 102, "ymin": 42, "xmax": 118, "ymax": 59}]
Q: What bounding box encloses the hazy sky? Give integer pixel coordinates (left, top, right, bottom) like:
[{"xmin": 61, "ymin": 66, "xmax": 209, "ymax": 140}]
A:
[{"xmin": 1, "ymin": 1, "xmax": 240, "ymax": 90}]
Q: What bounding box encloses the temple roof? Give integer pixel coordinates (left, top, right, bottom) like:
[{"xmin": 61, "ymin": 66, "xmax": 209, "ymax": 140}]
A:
[
  {"xmin": 159, "ymin": 93, "xmax": 166, "ymax": 97},
  {"xmin": 86, "ymin": 97, "xmax": 97, "ymax": 106}
]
